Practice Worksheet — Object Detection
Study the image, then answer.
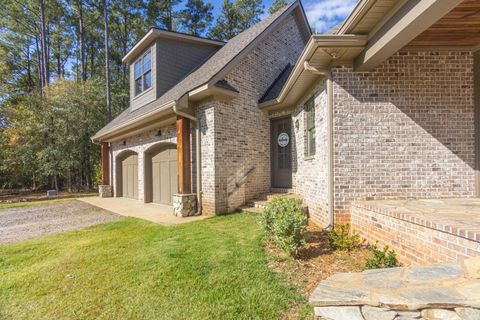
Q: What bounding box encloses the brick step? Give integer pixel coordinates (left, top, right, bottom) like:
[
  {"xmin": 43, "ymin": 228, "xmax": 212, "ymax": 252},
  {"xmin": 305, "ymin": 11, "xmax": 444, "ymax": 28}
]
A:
[
  {"xmin": 238, "ymin": 205, "xmax": 264, "ymax": 213},
  {"xmin": 242, "ymin": 192, "xmax": 306, "ymax": 212},
  {"xmin": 253, "ymin": 192, "xmax": 302, "ymax": 202},
  {"xmin": 270, "ymin": 187, "xmax": 294, "ymax": 193}
]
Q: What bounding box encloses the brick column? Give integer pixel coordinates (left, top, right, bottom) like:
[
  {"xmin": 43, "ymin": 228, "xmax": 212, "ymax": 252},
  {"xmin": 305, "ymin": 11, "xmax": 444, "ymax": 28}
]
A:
[
  {"xmin": 101, "ymin": 142, "xmax": 110, "ymax": 185},
  {"xmin": 176, "ymin": 116, "xmax": 191, "ymax": 194}
]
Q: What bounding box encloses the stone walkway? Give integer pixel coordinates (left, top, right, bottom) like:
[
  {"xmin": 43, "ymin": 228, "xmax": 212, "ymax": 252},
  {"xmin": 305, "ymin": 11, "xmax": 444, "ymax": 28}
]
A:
[{"xmin": 310, "ymin": 257, "xmax": 480, "ymax": 320}]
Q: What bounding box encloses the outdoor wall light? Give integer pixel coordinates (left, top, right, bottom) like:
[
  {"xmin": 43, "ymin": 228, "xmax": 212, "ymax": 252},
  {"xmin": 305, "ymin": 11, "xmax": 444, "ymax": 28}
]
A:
[
  {"xmin": 295, "ymin": 119, "xmax": 299, "ymax": 130},
  {"xmin": 122, "ymin": 140, "xmax": 126, "ymax": 146},
  {"xmin": 156, "ymin": 130, "xmax": 162, "ymax": 137}
]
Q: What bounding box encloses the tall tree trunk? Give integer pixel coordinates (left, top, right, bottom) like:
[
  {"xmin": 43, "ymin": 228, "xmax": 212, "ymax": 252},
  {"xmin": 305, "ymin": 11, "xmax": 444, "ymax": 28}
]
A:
[
  {"xmin": 122, "ymin": 12, "xmax": 128, "ymax": 86},
  {"xmin": 104, "ymin": 0, "xmax": 112, "ymax": 121},
  {"xmin": 38, "ymin": 0, "xmax": 49, "ymax": 87},
  {"xmin": 89, "ymin": 42, "xmax": 95, "ymax": 77},
  {"xmin": 26, "ymin": 44, "xmax": 33, "ymax": 90},
  {"xmin": 56, "ymin": 40, "xmax": 62, "ymax": 79},
  {"xmin": 77, "ymin": 0, "xmax": 86, "ymax": 82},
  {"xmin": 35, "ymin": 35, "xmax": 44, "ymax": 91},
  {"xmin": 167, "ymin": 0, "xmax": 173, "ymax": 30}
]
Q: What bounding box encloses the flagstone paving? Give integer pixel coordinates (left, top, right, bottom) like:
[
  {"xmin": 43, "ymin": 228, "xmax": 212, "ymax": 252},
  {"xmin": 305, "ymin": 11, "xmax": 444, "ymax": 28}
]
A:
[{"xmin": 310, "ymin": 257, "xmax": 480, "ymax": 319}]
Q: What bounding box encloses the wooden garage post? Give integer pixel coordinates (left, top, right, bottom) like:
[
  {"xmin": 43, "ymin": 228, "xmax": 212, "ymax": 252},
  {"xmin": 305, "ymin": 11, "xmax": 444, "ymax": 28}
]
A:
[
  {"xmin": 176, "ymin": 116, "xmax": 191, "ymax": 194},
  {"xmin": 101, "ymin": 142, "xmax": 110, "ymax": 185}
]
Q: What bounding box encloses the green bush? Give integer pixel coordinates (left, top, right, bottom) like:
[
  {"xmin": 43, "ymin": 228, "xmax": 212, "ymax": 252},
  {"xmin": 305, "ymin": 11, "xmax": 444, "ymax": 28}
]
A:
[
  {"xmin": 261, "ymin": 197, "xmax": 308, "ymax": 257},
  {"xmin": 327, "ymin": 224, "xmax": 361, "ymax": 252},
  {"xmin": 365, "ymin": 243, "xmax": 399, "ymax": 269}
]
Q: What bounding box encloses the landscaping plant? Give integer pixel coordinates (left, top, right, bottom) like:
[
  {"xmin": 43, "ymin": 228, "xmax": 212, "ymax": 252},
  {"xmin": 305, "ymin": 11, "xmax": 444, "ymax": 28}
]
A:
[
  {"xmin": 261, "ymin": 197, "xmax": 308, "ymax": 257},
  {"xmin": 327, "ymin": 224, "xmax": 361, "ymax": 251},
  {"xmin": 365, "ymin": 243, "xmax": 399, "ymax": 269}
]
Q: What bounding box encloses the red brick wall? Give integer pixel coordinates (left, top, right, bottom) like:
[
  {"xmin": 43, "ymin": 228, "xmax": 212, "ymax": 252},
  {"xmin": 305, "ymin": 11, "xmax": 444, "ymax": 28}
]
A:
[{"xmin": 332, "ymin": 51, "xmax": 476, "ymax": 223}]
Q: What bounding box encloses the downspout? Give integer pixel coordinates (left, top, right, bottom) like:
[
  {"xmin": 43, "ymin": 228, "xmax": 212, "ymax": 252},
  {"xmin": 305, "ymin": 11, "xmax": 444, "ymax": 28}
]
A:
[
  {"xmin": 304, "ymin": 61, "xmax": 334, "ymax": 227},
  {"xmin": 326, "ymin": 73, "xmax": 334, "ymax": 228},
  {"xmin": 173, "ymin": 104, "xmax": 202, "ymax": 215}
]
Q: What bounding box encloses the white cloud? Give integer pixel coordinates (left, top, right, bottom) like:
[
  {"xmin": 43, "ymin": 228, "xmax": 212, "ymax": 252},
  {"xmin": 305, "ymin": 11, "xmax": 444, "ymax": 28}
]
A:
[{"xmin": 304, "ymin": 0, "xmax": 358, "ymax": 33}]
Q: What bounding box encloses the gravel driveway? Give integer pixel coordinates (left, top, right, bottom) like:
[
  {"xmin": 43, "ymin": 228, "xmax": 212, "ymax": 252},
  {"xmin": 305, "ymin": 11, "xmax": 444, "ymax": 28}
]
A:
[{"xmin": 0, "ymin": 200, "xmax": 120, "ymax": 244}]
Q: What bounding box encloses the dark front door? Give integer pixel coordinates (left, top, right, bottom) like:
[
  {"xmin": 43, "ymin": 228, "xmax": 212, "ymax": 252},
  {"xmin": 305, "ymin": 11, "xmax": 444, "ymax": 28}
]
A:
[{"xmin": 271, "ymin": 117, "xmax": 292, "ymax": 188}]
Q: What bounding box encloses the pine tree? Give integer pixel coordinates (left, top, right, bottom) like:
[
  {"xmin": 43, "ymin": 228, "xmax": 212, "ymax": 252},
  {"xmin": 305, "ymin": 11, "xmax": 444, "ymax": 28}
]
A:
[
  {"xmin": 268, "ymin": 0, "xmax": 287, "ymax": 14},
  {"xmin": 208, "ymin": 0, "xmax": 263, "ymax": 41},
  {"xmin": 179, "ymin": 0, "xmax": 213, "ymax": 36},
  {"xmin": 236, "ymin": 0, "xmax": 264, "ymax": 31},
  {"xmin": 146, "ymin": 0, "xmax": 182, "ymax": 31}
]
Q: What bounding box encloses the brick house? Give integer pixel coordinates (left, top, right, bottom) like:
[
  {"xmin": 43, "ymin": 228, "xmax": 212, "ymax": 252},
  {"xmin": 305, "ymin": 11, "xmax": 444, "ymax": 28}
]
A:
[{"xmin": 94, "ymin": 0, "xmax": 480, "ymax": 264}]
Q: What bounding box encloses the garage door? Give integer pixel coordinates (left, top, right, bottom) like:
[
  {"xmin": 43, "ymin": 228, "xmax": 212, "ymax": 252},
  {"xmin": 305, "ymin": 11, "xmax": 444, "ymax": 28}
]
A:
[
  {"xmin": 152, "ymin": 147, "xmax": 177, "ymax": 205},
  {"xmin": 122, "ymin": 154, "xmax": 138, "ymax": 199}
]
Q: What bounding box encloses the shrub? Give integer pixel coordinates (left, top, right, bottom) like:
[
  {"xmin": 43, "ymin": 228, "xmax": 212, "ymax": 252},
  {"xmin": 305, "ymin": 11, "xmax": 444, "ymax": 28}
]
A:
[
  {"xmin": 365, "ymin": 243, "xmax": 399, "ymax": 269},
  {"xmin": 327, "ymin": 224, "xmax": 361, "ymax": 252},
  {"xmin": 261, "ymin": 197, "xmax": 308, "ymax": 257}
]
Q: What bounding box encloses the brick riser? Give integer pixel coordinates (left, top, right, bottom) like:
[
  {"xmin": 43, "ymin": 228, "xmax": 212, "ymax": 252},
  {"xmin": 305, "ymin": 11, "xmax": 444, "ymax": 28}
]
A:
[{"xmin": 242, "ymin": 192, "xmax": 307, "ymax": 212}]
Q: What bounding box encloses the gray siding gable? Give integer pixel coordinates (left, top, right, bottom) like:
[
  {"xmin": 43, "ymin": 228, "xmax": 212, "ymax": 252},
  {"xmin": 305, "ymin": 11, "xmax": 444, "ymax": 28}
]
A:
[{"xmin": 155, "ymin": 39, "xmax": 219, "ymax": 99}]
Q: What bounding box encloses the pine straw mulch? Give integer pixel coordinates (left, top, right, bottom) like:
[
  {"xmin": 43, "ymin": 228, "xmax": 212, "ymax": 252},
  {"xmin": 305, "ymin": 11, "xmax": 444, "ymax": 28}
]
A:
[{"xmin": 264, "ymin": 221, "xmax": 370, "ymax": 319}]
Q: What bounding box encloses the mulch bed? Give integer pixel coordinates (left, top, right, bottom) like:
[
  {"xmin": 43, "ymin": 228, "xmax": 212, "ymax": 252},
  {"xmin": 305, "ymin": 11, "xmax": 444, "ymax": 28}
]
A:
[{"xmin": 265, "ymin": 221, "xmax": 371, "ymax": 319}]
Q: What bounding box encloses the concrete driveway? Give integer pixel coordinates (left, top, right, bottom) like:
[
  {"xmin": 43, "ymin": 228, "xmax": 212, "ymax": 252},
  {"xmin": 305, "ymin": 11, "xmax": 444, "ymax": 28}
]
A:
[
  {"xmin": 0, "ymin": 200, "xmax": 120, "ymax": 244},
  {"xmin": 79, "ymin": 197, "xmax": 208, "ymax": 225}
]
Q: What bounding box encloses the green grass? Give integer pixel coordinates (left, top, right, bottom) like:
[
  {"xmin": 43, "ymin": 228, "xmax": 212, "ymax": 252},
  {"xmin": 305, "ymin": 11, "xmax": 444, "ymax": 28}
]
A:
[
  {"xmin": 0, "ymin": 212, "xmax": 302, "ymax": 319},
  {"xmin": 0, "ymin": 198, "xmax": 77, "ymax": 210}
]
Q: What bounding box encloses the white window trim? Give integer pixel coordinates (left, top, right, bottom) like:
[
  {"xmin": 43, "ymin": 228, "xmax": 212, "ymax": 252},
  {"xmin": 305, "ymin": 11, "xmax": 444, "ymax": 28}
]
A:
[{"xmin": 133, "ymin": 49, "xmax": 152, "ymax": 98}]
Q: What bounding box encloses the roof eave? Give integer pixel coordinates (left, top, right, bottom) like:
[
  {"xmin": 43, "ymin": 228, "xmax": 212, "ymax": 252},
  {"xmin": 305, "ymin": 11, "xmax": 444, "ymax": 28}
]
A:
[
  {"xmin": 260, "ymin": 34, "xmax": 367, "ymax": 109},
  {"xmin": 188, "ymin": 83, "xmax": 239, "ymax": 102},
  {"xmin": 337, "ymin": 0, "xmax": 378, "ymax": 34},
  {"xmin": 92, "ymin": 100, "xmax": 176, "ymax": 142}
]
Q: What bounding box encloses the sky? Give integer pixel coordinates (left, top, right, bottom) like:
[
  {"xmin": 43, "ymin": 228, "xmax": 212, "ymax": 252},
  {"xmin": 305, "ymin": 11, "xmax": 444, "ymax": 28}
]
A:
[{"xmin": 175, "ymin": 0, "xmax": 359, "ymax": 34}]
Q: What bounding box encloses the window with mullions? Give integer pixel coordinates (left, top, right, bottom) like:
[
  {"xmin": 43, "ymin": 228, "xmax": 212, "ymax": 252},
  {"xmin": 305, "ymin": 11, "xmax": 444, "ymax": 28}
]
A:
[
  {"xmin": 305, "ymin": 97, "xmax": 315, "ymax": 157},
  {"xmin": 134, "ymin": 50, "xmax": 152, "ymax": 96}
]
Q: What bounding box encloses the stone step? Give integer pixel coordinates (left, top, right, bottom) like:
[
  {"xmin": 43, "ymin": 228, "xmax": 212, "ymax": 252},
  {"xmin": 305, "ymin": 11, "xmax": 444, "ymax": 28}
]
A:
[{"xmin": 309, "ymin": 257, "xmax": 480, "ymax": 320}]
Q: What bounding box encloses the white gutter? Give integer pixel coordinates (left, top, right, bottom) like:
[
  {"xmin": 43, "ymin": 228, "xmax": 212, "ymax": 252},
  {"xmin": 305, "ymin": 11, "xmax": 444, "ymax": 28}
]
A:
[{"xmin": 173, "ymin": 104, "xmax": 202, "ymax": 216}]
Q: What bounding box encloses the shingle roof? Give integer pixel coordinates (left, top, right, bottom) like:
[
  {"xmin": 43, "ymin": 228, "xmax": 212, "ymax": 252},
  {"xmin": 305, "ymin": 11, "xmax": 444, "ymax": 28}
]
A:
[
  {"xmin": 94, "ymin": 1, "xmax": 299, "ymax": 140},
  {"xmin": 259, "ymin": 63, "xmax": 293, "ymax": 103}
]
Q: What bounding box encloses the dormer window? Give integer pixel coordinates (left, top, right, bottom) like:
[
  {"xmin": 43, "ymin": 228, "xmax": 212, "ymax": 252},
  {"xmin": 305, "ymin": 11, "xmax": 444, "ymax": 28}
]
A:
[{"xmin": 134, "ymin": 50, "xmax": 152, "ymax": 96}]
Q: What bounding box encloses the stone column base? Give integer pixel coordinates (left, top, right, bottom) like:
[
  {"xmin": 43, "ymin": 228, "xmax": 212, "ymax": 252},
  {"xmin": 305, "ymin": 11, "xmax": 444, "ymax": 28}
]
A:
[
  {"xmin": 173, "ymin": 194, "xmax": 198, "ymax": 217},
  {"xmin": 98, "ymin": 185, "xmax": 113, "ymax": 198}
]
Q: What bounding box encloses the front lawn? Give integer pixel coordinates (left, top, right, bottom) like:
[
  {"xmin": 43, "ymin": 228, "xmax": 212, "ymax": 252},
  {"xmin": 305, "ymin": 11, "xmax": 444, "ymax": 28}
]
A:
[
  {"xmin": 0, "ymin": 212, "xmax": 302, "ymax": 319},
  {"xmin": 0, "ymin": 198, "xmax": 76, "ymax": 210}
]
